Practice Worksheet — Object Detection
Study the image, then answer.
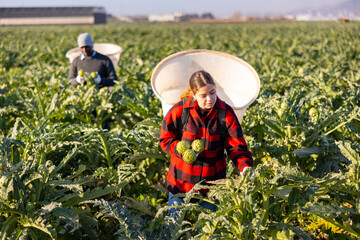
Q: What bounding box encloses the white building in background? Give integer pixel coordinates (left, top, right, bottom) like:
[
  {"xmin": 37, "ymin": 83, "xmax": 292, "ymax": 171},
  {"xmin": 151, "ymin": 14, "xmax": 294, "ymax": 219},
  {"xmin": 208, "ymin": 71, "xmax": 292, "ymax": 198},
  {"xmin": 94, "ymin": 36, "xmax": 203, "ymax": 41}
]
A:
[
  {"xmin": 116, "ymin": 11, "xmax": 215, "ymax": 22},
  {"xmin": 295, "ymin": 14, "xmax": 312, "ymax": 21},
  {"xmin": 148, "ymin": 14, "xmax": 175, "ymax": 22}
]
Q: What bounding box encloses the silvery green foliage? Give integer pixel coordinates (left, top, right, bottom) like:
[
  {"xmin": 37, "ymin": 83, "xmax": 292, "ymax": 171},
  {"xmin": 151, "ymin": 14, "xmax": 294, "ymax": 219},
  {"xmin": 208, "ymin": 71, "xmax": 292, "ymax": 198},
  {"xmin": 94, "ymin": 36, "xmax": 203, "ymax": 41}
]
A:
[
  {"xmin": 0, "ymin": 22, "xmax": 359, "ymax": 239},
  {"xmin": 91, "ymin": 198, "xmax": 193, "ymax": 240}
]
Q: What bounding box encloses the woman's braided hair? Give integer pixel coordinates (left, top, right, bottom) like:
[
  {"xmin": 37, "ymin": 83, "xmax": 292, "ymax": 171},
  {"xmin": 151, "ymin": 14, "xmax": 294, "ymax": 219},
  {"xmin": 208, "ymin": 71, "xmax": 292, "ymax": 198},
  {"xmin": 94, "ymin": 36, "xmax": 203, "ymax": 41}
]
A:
[{"xmin": 180, "ymin": 70, "xmax": 215, "ymax": 100}]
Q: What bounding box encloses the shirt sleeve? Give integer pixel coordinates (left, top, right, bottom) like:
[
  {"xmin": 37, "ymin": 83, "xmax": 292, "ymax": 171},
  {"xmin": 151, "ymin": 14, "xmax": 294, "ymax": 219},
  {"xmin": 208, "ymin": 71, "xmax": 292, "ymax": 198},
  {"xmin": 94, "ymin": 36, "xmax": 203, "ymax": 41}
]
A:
[
  {"xmin": 159, "ymin": 103, "xmax": 183, "ymax": 158},
  {"xmin": 68, "ymin": 58, "xmax": 80, "ymax": 87},
  {"xmin": 224, "ymin": 107, "xmax": 253, "ymax": 172}
]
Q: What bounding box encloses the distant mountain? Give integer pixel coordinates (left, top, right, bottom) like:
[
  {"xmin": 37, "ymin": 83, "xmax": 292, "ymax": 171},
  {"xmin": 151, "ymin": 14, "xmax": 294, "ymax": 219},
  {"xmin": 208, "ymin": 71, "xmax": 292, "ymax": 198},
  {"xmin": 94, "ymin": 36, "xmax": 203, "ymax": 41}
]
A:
[{"xmin": 290, "ymin": 0, "xmax": 360, "ymax": 20}]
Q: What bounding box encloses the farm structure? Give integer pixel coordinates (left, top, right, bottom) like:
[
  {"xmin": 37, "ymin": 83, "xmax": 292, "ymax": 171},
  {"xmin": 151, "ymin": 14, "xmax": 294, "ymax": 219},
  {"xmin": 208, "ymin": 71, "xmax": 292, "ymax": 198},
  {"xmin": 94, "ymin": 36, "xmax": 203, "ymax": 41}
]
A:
[{"xmin": 0, "ymin": 7, "xmax": 106, "ymax": 26}]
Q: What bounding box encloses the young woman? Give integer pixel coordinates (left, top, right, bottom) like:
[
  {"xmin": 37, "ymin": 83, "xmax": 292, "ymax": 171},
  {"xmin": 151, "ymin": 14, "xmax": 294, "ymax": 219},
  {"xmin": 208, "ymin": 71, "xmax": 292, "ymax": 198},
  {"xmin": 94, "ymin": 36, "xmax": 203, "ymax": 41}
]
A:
[{"xmin": 159, "ymin": 70, "xmax": 253, "ymax": 217}]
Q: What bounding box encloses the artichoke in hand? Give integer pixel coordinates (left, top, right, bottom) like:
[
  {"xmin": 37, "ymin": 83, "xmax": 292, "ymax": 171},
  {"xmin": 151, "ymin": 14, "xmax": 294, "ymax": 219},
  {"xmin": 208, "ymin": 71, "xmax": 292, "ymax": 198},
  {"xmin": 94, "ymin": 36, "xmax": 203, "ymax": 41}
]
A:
[
  {"xmin": 183, "ymin": 149, "xmax": 197, "ymax": 164},
  {"xmin": 176, "ymin": 140, "xmax": 190, "ymax": 154},
  {"xmin": 192, "ymin": 139, "xmax": 205, "ymax": 153}
]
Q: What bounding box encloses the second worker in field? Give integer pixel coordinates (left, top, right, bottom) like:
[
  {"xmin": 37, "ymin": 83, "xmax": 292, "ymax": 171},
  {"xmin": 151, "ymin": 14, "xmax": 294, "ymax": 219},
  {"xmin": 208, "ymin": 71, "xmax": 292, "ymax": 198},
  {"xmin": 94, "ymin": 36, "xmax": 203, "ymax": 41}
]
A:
[{"xmin": 68, "ymin": 32, "xmax": 118, "ymax": 88}]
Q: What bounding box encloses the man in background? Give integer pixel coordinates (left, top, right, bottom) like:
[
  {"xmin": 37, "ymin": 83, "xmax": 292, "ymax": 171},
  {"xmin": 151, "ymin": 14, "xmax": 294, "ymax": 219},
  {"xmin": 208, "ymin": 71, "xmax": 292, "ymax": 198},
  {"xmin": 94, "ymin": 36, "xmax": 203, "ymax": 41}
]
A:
[
  {"xmin": 68, "ymin": 32, "xmax": 117, "ymax": 88},
  {"xmin": 68, "ymin": 33, "xmax": 118, "ymax": 130}
]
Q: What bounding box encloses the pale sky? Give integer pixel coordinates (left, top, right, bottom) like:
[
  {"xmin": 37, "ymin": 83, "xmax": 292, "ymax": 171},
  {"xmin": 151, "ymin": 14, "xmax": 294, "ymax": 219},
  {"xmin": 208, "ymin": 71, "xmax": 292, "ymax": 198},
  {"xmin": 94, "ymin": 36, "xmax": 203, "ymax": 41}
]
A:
[{"xmin": 0, "ymin": 0, "xmax": 348, "ymax": 17}]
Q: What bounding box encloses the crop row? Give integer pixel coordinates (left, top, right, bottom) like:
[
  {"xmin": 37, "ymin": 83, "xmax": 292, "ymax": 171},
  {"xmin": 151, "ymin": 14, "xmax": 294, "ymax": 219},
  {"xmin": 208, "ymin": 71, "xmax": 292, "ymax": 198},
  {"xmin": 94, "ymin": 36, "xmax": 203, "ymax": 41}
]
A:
[{"xmin": 0, "ymin": 22, "xmax": 359, "ymax": 239}]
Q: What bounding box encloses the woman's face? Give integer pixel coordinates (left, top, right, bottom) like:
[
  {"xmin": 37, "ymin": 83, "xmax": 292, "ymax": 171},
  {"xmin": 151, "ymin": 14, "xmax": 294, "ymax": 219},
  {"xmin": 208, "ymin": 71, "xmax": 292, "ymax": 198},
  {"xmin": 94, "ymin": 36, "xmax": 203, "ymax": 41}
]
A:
[{"xmin": 194, "ymin": 84, "xmax": 217, "ymax": 111}]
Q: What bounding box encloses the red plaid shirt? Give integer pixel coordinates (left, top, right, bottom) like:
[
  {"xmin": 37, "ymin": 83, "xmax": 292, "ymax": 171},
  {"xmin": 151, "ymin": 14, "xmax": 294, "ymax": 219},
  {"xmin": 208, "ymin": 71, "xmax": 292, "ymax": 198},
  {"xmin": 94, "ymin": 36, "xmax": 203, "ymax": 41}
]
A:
[{"xmin": 159, "ymin": 97, "xmax": 253, "ymax": 194}]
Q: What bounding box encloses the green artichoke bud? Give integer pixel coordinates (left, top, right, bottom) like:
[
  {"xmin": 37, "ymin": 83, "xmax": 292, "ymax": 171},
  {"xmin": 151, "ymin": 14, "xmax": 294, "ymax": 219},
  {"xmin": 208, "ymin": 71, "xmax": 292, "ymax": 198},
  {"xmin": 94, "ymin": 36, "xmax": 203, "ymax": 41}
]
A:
[
  {"xmin": 183, "ymin": 149, "xmax": 197, "ymax": 164},
  {"xmin": 78, "ymin": 69, "xmax": 84, "ymax": 77},
  {"xmin": 91, "ymin": 72, "xmax": 97, "ymax": 78},
  {"xmin": 192, "ymin": 139, "xmax": 205, "ymax": 153},
  {"xmin": 176, "ymin": 140, "xmax": 190, "ymax": 154},
  {"xmin": 309, "ymin": 107, "xmax": 319, "ymax": 123}
]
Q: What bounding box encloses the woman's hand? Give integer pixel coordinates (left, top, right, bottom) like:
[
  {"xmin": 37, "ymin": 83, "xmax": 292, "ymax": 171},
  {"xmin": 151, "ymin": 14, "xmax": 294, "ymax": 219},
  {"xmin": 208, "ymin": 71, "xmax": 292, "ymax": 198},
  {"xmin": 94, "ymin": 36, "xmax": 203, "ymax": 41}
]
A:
[{"xmin": 240, "ymin": 166, "xmax": 255, "ymax": 179}]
